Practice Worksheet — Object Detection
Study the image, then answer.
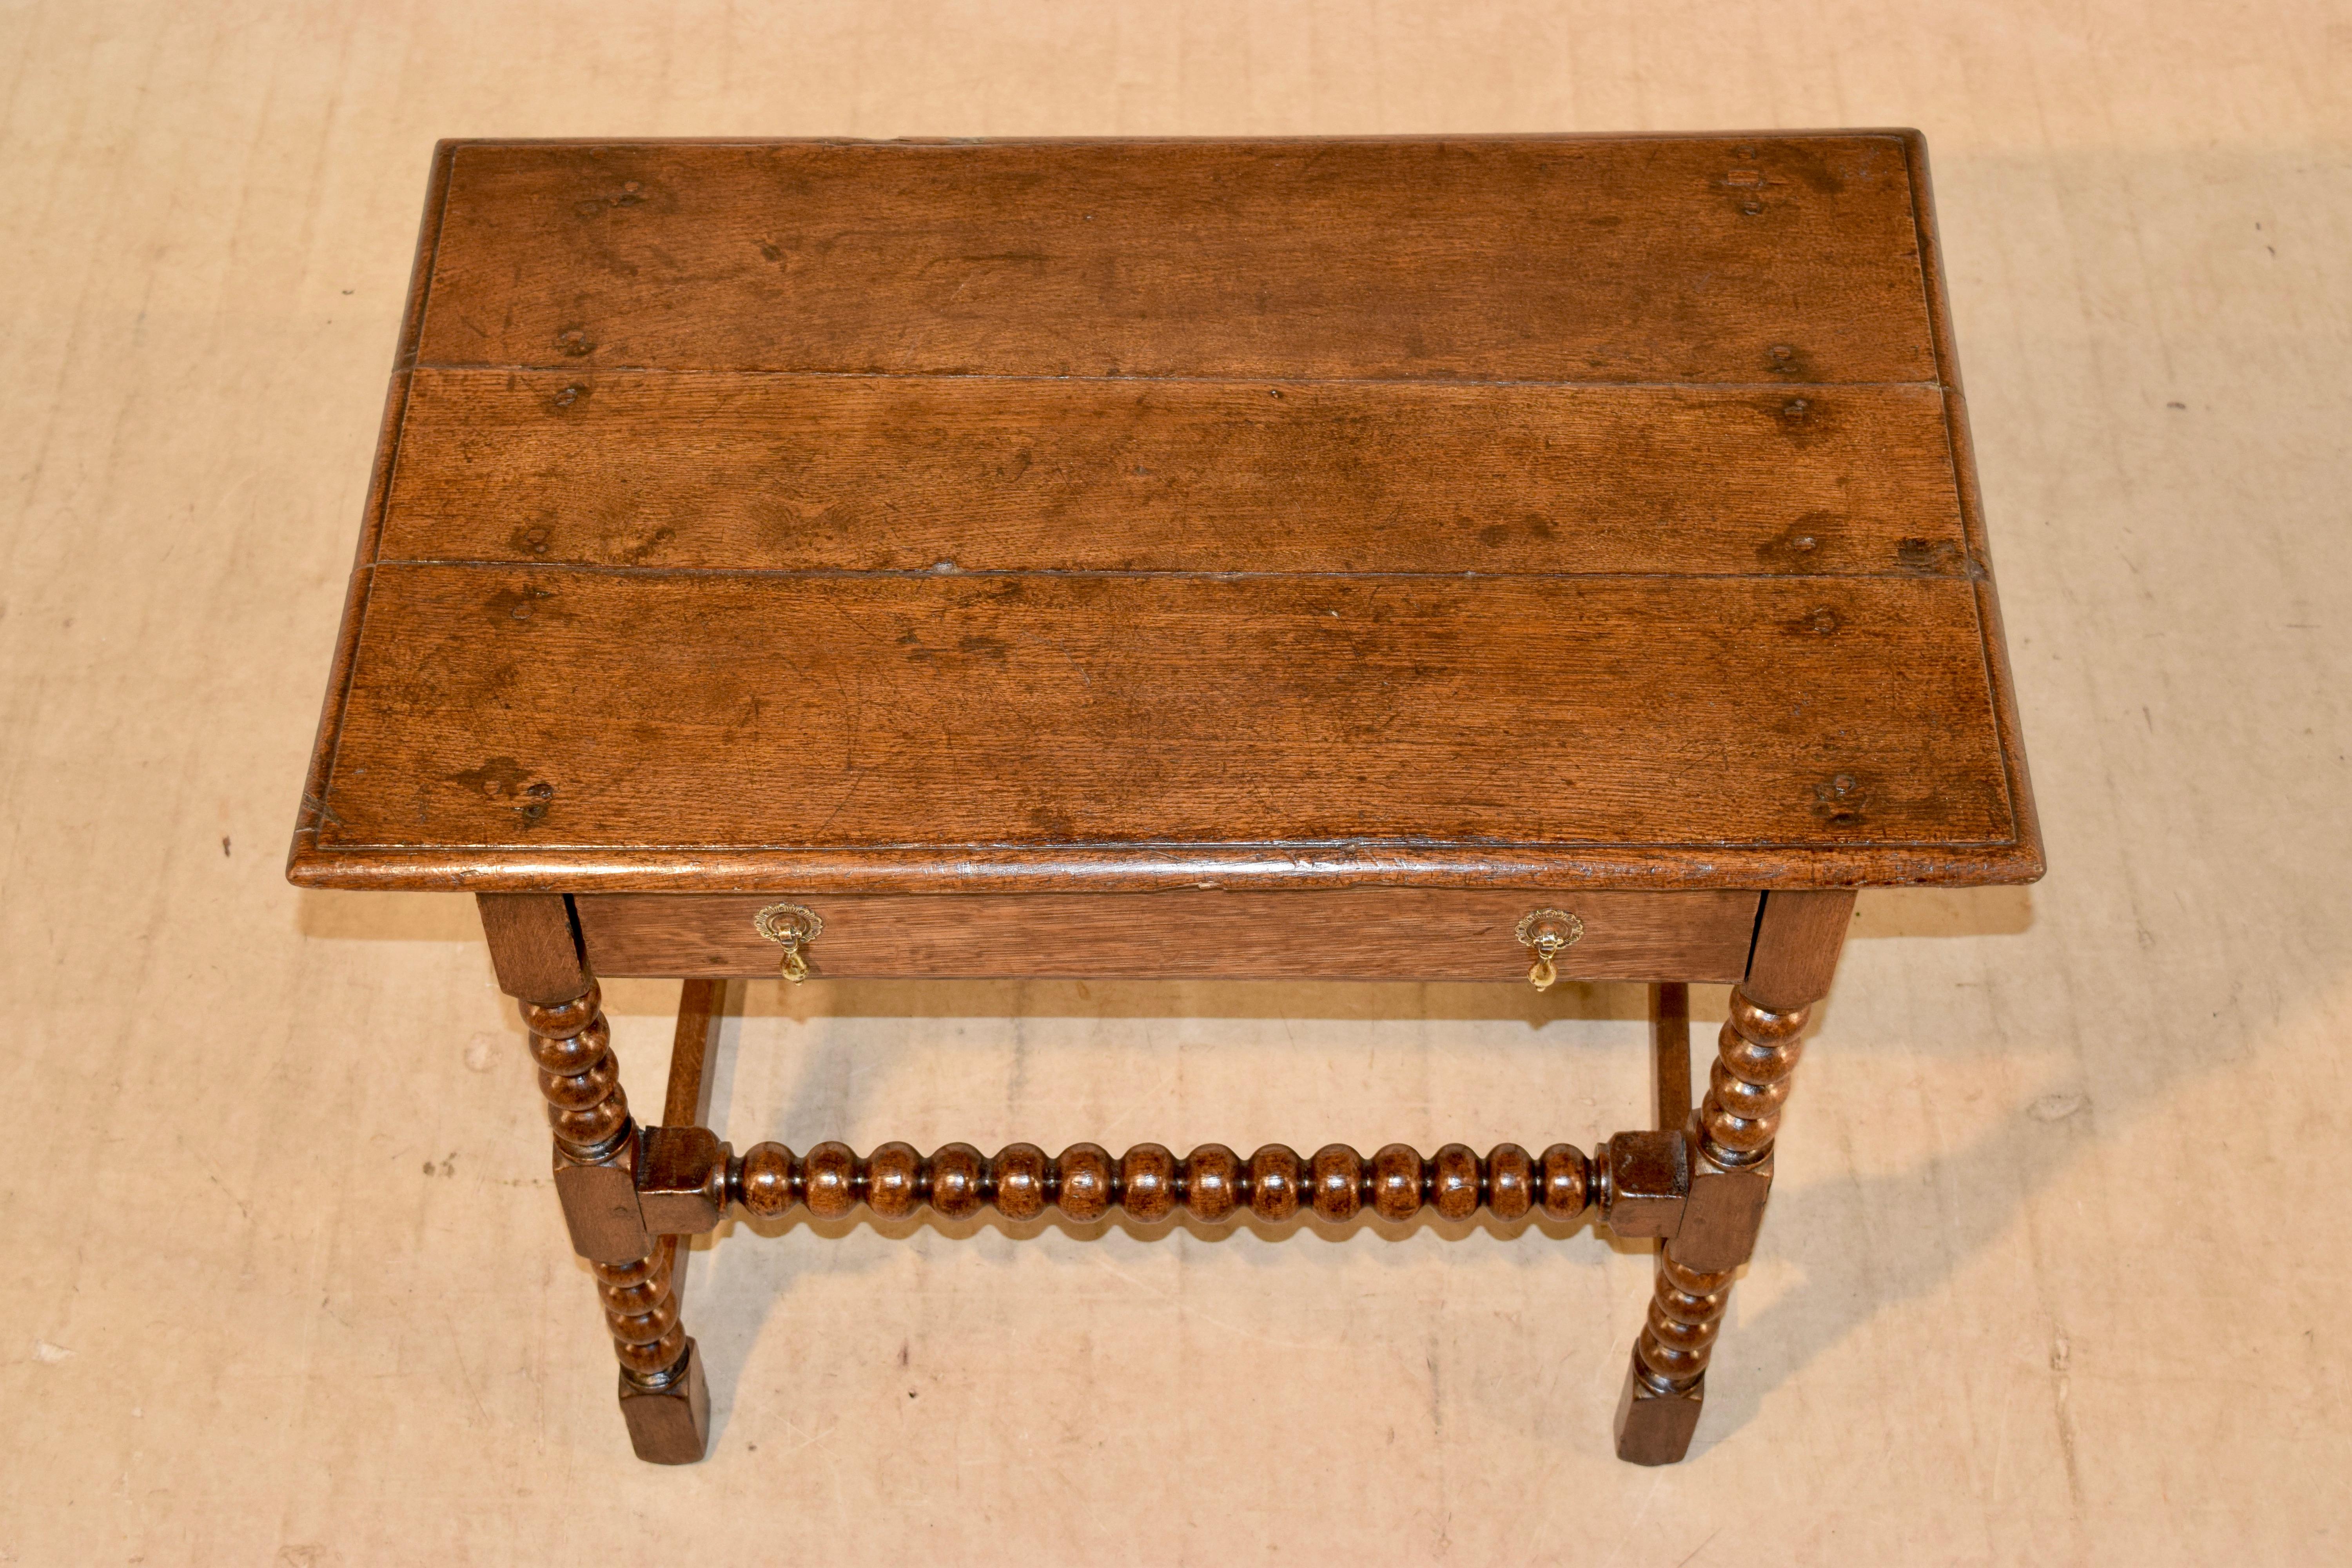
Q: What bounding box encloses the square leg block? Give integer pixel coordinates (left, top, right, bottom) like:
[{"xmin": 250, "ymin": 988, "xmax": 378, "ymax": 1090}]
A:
[
  {"xmin": 1599, "ymin": 1129, "xmax": 1690, "ymax": 1239},
  {"xmin": 1613, "ymin": 1353, "xmax": 1704, "ymax": 1466},
  {"xmin": 619, "ymin": 1337, "xmax": 711, "ymax": 1464},
  {"xmin": 637, "ymin": 1125, "xmax": 730, "ymax": 1236},
  {"xmin": 1675, "ymin": 1148, "xmax": 1774, "ymax": 1274},
  {"xmin": 554, "ymin": 1148, "xmax": 648, "ymax": 1265}
]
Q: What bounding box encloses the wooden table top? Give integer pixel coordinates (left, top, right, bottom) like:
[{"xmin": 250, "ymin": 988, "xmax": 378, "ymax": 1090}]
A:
[{"xmin": 289, "ymin": 134, "xmax": 2041, "ymax": 895}]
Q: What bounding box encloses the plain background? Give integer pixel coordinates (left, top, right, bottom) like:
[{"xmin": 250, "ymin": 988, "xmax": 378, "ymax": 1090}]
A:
[{"xmin": 3, "ymin": 3, "xmax": 2347, "ymax": 1563}]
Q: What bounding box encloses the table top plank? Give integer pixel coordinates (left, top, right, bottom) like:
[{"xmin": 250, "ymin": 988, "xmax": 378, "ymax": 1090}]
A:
[
  {"xmin": 302, "ymin": 567, "xmax": 2018, "ymax": 881},
  {"xmin": 383, "ymin": 370, "xmax": 1968, "ymax": 578},
  {"xmin": 290, "ymin": 132, "xmax": 2042, "ymax": 894},
  {"xmin": 414, "ymin": 136, "xmax": 1935, "ymax": 383}
]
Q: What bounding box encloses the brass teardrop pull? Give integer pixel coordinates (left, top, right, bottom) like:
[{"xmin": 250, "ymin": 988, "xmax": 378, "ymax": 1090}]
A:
[
  {"xmin": 753, "ymin": 902, "xmax": 824, "ymax": 984},
  {"xmin": 1514, "ymin": 908, "xmax": 1584, "ymax": 991}
]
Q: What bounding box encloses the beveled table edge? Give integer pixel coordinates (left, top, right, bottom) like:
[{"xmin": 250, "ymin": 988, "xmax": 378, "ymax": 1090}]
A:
[{"xmin": 283, "ymin": 838, "xmax": 2046, "ymax": 894}]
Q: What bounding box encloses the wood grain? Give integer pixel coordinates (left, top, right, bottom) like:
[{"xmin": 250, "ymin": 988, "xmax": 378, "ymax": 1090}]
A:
[
  {"xmin": 414, "ymin": 136, "xmax": 1934, "ymax": 383},
  {"xmin": 289, "ymin": 132, "xmax": 2043, "ymax": 897},
  {"xmin": 1742, "ymin": 888, "xmax": 1857, "ymax": 1011},
  {"xmin": 661, "ymin": 978, "xmax": 727, "ymax": 1128},
  {"xmin": 295, "ymin": 567, "xmax": 2016, "ymax": 886},
  {"xmin": 380, "ymin": 370, "xmax": 1967, "ymax": 577},
  {"xmin": 617, "ymin": 1334, "xmax": 709, "ymax": 1465},
  {"xmin": 1650, "ymin": 982, "xmax": 1691, "ymax": 1130},
  {"xmin": 291, "ymin": 140, "xmax": 452, "ymax": 856},
  {"xmin": 1903, "ymin": 131, "xmax": 2045, "ymax": 887},
  {"xmin": 575, "ymin": 889, "xmax": 1759, "ymax": 982},
  {"xmin": 476, "ymin": 892, "xmax": 586, "ymax": 1004}
]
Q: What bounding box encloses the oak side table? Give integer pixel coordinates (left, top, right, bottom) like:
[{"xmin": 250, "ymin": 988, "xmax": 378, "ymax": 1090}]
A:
[{"xmin": 288, "ymin": 133, "xmax": 2042, "ymax": 1466}]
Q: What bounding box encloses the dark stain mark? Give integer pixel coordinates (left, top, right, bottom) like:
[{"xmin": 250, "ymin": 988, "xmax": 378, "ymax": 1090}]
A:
[
  {"xmin": 486, "ymin": 584, "xmax": 562, "ymax": 623},
  {"xmin": 556, "ymin": 328, "xmax": 594, "ymax": 358},
  {"xmin": 1896, "ymin": 537, "xmax": 1967, "ymax": 575},
  {"xmin": 516, "ymin": 780, "xmax": 555, "ymax": 826},
  {"xmin": 1811, "ymin": 773, "xmax": 1870, "ymax": 828},
  {"xmin": 573, "ymin": 180, "xmax": 647, "ymax": 218},
  {"xmin": 443, "ymin": 760, "xmax": 556, "ymax": 826},
  {"xmin": 1766, "ymin": 391, "xmax": 1835, "ymax": 449},
  {"xmin": 510, "ymin": 525, "xmax": 552, "ymax": 557},
  {"xmin": 1027, "ymin": 806, "xmax": 1078, "ymax": 840},
  {"xmin": 758, "ymin": 240, "xmax": 782, "ymax": 263},
  {"xmin": 444, "ymin": 757, "xmax": 533, "ymax": 799},
  {"xmin": 619, "ymin": 526, "xmax": 677, "ymax": 566},
  {"xmin": 1797, "ymin": 606, "xmax": 1842, "ymax": 636},
  {"xmin": 551, "ymin": 382, "xmax": 588, "ymax": 411},
  {"xmin": 1586, "ymin": 213, "xmax": 1622, "ymax": 230},
  {"xmin": 1719, "ymin": 144, "xmax": 1846, "ymax": 214},
  {"xmin": 1723, "ymin": 168, "xmax": 1771, "ymax": 217},
  {"xmin": 220, "ymin": 835, "xmax": 231, "ymax": 857},
  {"xmin": 1755, "ymin": 141, "xmax": 1849, "ymax": 195},
  {"xmin": 1471, "ymin": 514, "xmax": 1561, "ymax": 549},
  {"xmin": 957, "ymin": 634, "xmax": 1011, "ymax": 661},
  {"xmin": 1759, "ymin": 512, "xmax": 1838, "ymax": 565}
]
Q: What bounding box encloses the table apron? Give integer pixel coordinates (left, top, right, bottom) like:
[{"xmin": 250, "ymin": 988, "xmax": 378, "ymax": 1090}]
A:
[{"xmin": 573, "ymin": 887, "xmax": 1760, "ymax": 983}]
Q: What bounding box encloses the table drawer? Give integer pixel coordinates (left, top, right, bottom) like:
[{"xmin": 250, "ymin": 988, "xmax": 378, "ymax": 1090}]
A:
[{"xmin": 575, "ymin": 889, "xmax": 1759, "ymax": 983}]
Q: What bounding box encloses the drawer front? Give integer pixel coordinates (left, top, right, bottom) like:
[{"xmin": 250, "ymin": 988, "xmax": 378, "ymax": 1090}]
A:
[{"xmin": 575, "ymin": 889, "xmax": 1758, "ymax": 983}]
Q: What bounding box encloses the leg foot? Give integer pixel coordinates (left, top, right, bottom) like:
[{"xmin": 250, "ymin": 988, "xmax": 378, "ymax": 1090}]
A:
[
  {"xmin": 619, "ymin": 1337, "xmax": 711, "ymax": 1464},
  {"xmin": 1614, "ymin": 1352, "xmax": 1706, "ymax": 1465}
]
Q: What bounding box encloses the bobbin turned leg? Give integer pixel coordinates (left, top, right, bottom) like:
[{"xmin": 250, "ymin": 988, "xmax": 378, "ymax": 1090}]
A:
[
  {"xmin": 1615, "ymin": 891, "xmax": 1853, "ymax": 1465},
  {"xmin": 480, "ymin": 894, "xmax": 709, "ymax": 1465}
]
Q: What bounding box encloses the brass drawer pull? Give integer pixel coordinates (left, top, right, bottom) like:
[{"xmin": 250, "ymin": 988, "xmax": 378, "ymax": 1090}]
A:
[
  {"xmin": 752, "ymin": 902, "xmax": 823, "ymax": 982},
  {"xmin": 1515, "ymin": 908, "xmax": 1584, "ymax": 990}
]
